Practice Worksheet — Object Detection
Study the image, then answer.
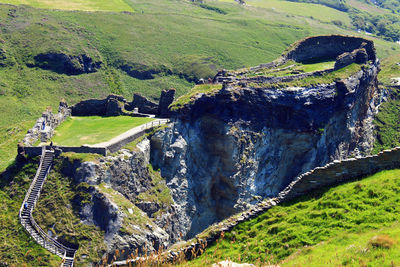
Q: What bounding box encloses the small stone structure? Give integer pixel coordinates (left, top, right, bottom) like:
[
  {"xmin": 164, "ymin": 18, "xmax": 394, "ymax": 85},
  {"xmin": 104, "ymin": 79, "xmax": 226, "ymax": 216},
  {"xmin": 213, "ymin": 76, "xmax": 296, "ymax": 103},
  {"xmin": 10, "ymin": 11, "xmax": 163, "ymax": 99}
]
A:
[
  {"xmin": 22, "ymin": 100, "xmax": 71, "ymax": 146},
  {"xmin": 71, "ymin": 89, "xmax": 176, "ymax": 118},
  {"xmin": 158, "ymin": 89, "xmax": 176, "ymax": 118},
  {"xmin": 22, "ymin": 119, "xmax": 170, "ymax": 157},
  {"xmin": 334, "ymin": 47, "xmax": 369, "ymax": 70},
  {"xmin": 71, "ymin": 94, "xmax": 131, "ymax": 117},
  {"xmin": 130, "ymin": 93, "xmax": 158, "ymax": 114},
  {"xmin": 214, "ymin": 35, "xmax": 375, "ymax": 86},
  {"xmin": 283, "ymin": 35, "xmax": 375, "ymax": 63}
]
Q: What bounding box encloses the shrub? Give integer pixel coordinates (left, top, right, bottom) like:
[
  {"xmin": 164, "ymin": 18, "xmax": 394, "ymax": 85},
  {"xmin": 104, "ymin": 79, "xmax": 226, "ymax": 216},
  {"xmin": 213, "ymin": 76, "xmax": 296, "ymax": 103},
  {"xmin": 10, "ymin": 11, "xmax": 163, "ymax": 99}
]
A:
[{"xmin": 369, "ymin": 235, "xmax": 396, "ymax": 249}]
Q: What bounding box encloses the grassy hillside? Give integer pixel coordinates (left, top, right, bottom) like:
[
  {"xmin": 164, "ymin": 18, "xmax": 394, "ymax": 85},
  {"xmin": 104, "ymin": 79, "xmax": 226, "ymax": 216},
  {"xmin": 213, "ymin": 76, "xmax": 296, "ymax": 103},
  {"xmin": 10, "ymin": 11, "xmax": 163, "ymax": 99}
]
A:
[
  {"xmin": 372, "ymin": 54, "xmax": 400, "ymax": 153},
  {"xmin": 0, "ymin": 0, "xmax": 399, "ymax": 172},
  {"xmin": 0, "ymin": 0, "xmax": 398, "ymax": 170},
  {"xmin": 0, "ymin": 0, "xmax": 134, "ymax": 12},
  {"xmin": 219, "ymin": 0, "xmax": 352, "ymax": 25},
  {"xmin": 0, "ymin": 159, "xmax": 61, "ymax": 266},
  {"xmin": 187, "ymin": 169, "xmax": 400, "ymax": 266}
]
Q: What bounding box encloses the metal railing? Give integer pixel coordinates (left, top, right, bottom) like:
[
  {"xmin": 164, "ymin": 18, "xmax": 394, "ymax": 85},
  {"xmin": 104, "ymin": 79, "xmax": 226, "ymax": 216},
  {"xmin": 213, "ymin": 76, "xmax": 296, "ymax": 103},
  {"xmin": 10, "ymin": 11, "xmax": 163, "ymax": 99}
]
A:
[
  {"xmin": 140, "ymin": 119, "xmax": 170, "ymax": 131},
  {"xmin": 19, "ymin": 146, "xmax": 46, "ymax": 218},
  {"xmin": 19, "ymin": 148, "xmax": 76, "ymax": 266}
]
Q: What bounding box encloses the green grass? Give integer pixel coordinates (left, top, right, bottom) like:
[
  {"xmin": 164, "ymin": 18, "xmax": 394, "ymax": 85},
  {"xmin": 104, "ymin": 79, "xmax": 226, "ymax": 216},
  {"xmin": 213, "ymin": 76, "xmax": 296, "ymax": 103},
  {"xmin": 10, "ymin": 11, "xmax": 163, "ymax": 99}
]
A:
[
  {"xmin": 262, "ymin": 62, "xmax": 363, "ymax": 88},
  {"xmin": 170, "ymin": 83, "xmax": 223, "ymax": 111},
  {"xmin": 378, "ymin": 53, "xmax": 400, "ymax": 86},
  {"xmin": 51, "ymin": 116, "xmax": 154, "ymax": 146},
  {"xmin": 186, "ymin": 169, "xmax": 400, "ymax": 266},
  {"xmin": 218, "ymin": 0, "xmax": 352, "ymax": 25},
  {"xmin": 373, "ymin": 98, "xmax": 400, "ymax": 153},
  {"xmin": 282, "ymin": 223, "xmax": 400, "ymax": 266},
  {"xmin": 245, "ymin": 60, "xmax": 336, "ymax": 77},
  {"xmin": 61, "ymin": 152, "xmax": 103, "ymax": 163},
  {"xmin": 33, "ymin": 158, "xmax": 107, "ymax": 264},
  {"xmin": 135, "ymin": 164, "xmax": 173, "ymax": 218},
  {"xmin": 0, "ymin": 0, "xmax": 134, "ymax": 12},
  {"xmin": 0, "ymin": 159, "xmax": 61, "ymax": 266}
]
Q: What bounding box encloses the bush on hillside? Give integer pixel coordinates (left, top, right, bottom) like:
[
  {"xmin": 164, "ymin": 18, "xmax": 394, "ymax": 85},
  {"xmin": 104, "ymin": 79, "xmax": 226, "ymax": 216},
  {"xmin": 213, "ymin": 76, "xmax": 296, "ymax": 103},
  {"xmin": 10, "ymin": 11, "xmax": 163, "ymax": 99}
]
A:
[{"xmin": 369, "ymin": 235, "xmax": 396, "ymax": 249}]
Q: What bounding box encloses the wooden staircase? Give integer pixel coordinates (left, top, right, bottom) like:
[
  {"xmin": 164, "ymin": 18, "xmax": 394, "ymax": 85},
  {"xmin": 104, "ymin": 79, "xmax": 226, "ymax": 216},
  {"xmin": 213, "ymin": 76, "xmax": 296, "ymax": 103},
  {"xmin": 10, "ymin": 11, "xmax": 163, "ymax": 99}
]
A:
[{"xmin": 19, "ymin": 147, "xmax": 77, "ymax": 267}]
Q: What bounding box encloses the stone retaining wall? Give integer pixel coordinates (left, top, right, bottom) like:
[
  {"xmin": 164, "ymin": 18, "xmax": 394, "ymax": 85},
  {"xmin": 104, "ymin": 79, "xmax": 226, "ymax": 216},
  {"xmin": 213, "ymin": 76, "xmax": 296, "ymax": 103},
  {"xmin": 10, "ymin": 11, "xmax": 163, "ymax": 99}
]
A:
[
  {"xmin": 105, "ymin": 119, "xmax": 170, "ymax": 153},
  {"xmin": 24, "ymin": 120, "xmax": 169, "ymax": 157},
  {"xmin": 112, "ymin": 146, "xmax": 400, "ymax": 266},
  {"xmin": 24, "ymin": 146, "xmax": 107, "ymax": 157}
]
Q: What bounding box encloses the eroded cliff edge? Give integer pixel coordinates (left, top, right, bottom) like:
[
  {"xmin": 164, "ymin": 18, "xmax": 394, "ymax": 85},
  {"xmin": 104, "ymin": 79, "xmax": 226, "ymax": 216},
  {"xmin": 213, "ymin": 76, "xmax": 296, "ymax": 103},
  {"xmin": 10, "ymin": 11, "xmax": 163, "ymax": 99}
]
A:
[{"xmin": 150, "ymin": 35, "xmax": 381, "ymax": 238}]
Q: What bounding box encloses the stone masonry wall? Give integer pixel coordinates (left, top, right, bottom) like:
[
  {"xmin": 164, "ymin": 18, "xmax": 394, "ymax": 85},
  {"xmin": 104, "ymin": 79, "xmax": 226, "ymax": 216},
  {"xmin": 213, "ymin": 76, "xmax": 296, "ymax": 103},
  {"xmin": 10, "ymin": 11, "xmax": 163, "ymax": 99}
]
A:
[
  {"xmin": 283, "ymin": 35, "xmax": 376, "ymax": 63},
  {"xmin": 22, "ymin": 101, "xmax": 71, "ymax": 146}
]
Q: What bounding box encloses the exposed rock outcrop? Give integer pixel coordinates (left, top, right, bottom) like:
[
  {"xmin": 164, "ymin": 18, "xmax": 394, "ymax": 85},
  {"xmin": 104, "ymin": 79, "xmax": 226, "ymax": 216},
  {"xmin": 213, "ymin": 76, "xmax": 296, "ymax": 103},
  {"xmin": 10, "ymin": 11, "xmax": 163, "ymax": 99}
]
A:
[
  {"xmin": 120, "ymin": 63, "xmax": 165, "ymax": 80},
  {"xmin": 33, "ymin": 53, "xmax": 101, "ymax": 75},
  {"xmin": 157, "ymin": 89, "xmax": 176, "ymax": 118},
  {"xmin": 150, "ymin": 36, "xmax": 381, "ymax": 239},
  {"xmin": 71, "ymin": 94, "xmax": 129, "ymax": 117},
  {"xmin": 63, "ymin": 142, "xmax": 187, "ymax": 263},
  {"xmin": 334, "ymin": 47, "xmax": 369, "ymax": 70},
  {"xmin": 130, "ymin": 93, "xmax": 158, "ymax": 114}
]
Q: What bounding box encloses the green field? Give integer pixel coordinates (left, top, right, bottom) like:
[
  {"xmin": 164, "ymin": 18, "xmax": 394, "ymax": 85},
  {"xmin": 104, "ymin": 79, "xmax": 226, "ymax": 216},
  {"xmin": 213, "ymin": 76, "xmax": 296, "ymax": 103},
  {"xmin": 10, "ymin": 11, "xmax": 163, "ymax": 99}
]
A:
[
  {"xmin": 218, "ymin": 0, "xmax": 352, "ymax": 25},
  {"xmin": 187, "ymin": 169, "xmax": 400, "ymax": 266},
  {"xmin": 0, "ymin": 0, "xmax": 134, "ymax": 11},
  {"xmin": 51, "ymin": 116, "xmax": 153, "ymax": 146}
]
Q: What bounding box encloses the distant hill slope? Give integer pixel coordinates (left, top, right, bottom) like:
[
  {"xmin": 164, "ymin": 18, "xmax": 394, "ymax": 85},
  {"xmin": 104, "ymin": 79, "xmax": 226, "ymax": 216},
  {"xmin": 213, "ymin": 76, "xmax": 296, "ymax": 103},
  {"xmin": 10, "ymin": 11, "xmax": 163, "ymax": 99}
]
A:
[
  {"xmin": 0, "ymin": 0, "xmax": 398, "ymax": 172},
  {"xmin": 0, "ymin": 0, "xmax": 134, "ymax": 12}
]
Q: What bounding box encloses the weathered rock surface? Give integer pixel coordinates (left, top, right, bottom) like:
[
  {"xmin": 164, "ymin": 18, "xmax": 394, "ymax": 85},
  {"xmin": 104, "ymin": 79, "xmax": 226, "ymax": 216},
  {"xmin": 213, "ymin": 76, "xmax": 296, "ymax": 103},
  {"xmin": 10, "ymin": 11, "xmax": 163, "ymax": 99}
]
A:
[
  {"xmin": 284, "ymin": 35, "xmax": 375, "ymax": 63},
  {"xmin": 158, "ymin": 89, "xmax": 176, "ymax": 117},
  {"xmin": 151, "ymin": 51, "xmax": 380, "ymax": 239},
  {"xmin": 33, "ymin": 53, "xmax": 101, "ymax": 75},
  {"xmin": 65, "ymin": 143, "xmax": 184, "ymax": 262},
  {"xmin": 71, "ymin": 91, "xmax": 175, "ymax": 117},
  {"xmin": 71, "ymin": 94, "xmax": 127, "ymax": 116},
  {"xmin": 130, "ymin": 93, "xmax": 158, "ymax": 114},
  {"xmin": 335, "ymin": 48, "xmax": 369, "ymax": 70}
]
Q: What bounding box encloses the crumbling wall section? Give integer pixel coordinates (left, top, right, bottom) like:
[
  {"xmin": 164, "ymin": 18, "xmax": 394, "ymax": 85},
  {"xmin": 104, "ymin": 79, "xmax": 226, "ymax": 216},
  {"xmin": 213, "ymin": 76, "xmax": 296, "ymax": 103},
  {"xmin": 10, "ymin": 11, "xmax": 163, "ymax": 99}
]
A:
[
  {"xmin": 22, "ymin": 100, "xmax": 71, "ymax": 146},
  {"xmin": 283, "ymin": 35, "xmax": 376, "ymax": 63}
]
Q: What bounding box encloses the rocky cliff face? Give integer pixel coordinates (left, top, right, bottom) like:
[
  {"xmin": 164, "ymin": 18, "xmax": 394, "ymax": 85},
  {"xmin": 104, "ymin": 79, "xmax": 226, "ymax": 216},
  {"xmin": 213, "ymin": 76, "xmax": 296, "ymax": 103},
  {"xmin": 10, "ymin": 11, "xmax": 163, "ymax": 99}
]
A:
[
  {"xmin": 63, "ymin": 142, "xmax": 190, "ymax": 262},
  {"xmin": 150, "ymin": 58, "xmax": 380, "ymax": 239}
]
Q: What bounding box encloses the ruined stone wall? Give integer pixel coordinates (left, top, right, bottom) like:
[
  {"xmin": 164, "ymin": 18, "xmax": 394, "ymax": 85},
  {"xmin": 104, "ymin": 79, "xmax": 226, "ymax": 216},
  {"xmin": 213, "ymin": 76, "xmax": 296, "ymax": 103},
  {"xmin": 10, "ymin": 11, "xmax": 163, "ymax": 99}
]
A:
[
  {"xmin": 22, "ymin": 101, "xmax": 71, "ymax": 146},
  {"xmin": 283, "ymin": 35, "xmax": 376, "ymax": 63},
  {"xmin": 243, "ymin": 69, "xmax": 333, "ymax": 84},
  {"xmin": 280, "ymin": 147, "xmax": 400, "ymax": 200},
  {"xmin": 71, "ymin": 94, "xmax": 127, "ymax": 116}
]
